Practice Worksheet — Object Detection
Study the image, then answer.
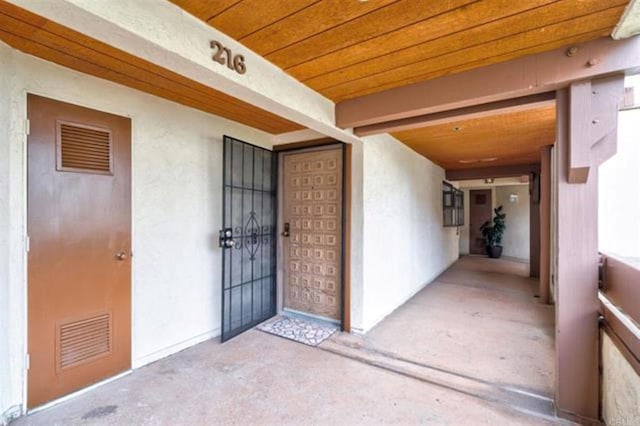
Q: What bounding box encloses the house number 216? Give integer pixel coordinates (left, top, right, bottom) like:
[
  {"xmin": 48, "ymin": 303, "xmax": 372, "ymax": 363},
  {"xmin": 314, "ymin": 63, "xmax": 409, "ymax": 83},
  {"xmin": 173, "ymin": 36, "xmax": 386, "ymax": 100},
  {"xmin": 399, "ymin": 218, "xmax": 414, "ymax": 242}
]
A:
[{"xmin": 210, "ymin": 41, "xmax": 246, "ymax": 75}]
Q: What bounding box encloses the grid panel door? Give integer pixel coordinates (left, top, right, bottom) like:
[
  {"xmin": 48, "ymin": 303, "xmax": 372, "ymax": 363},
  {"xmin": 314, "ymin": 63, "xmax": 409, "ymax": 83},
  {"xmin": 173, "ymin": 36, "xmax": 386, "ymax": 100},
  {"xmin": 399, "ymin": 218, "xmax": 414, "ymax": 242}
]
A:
[
  {"xmin": 221, "ymin": 136, "xmax": 277, "ymax": 342},
  {"xmin": 283, "ymin": 148, "xmax": 343, "ymax": 321}
]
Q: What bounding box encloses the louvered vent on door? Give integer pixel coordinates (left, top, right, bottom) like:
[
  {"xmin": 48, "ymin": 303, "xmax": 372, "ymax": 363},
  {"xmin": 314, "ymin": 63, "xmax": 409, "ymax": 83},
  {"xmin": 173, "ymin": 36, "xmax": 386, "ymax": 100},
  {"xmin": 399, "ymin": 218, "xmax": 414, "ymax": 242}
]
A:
[
  {"xmin": 57, "ymin": 121, "xmax": 113, "ymax": 174},
  {"xmin": 57, "ymin": 313, "xmax": 112, "ymax": 370}
]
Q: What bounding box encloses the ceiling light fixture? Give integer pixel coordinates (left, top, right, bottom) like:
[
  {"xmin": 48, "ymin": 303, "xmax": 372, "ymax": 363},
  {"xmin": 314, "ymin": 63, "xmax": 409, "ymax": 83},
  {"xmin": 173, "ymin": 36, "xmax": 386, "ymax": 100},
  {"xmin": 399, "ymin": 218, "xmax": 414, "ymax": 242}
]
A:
[
  {"xmin": 458, "ymin": 159, "xmax": 478, "ymax": 164},
  {"xmin": 480, "ymin": 157, "xmax": 498, "ymax": 162},
  {"xmin": 484, "ymin": 178, "xmax": 494, "ymax": 184},
  {"xmin": 453, "ymin": 126, "xmax": 462, "ymax": 132}
]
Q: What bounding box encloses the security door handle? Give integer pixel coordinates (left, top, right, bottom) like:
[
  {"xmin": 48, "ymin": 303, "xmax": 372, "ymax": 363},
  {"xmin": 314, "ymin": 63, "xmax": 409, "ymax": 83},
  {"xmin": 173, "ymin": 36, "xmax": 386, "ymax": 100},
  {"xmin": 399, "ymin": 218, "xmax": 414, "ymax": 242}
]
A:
[{"xmin": 281, "ymin": 222, "xmax": 290, "ymax": 237}]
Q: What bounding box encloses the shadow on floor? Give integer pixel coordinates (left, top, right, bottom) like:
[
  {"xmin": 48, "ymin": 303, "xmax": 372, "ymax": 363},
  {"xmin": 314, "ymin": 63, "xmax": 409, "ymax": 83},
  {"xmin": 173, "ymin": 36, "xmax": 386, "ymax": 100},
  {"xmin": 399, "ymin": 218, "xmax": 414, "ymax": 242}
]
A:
[{"xmin": 15, "ymin": 256, "xmax": 562, "ymax": 425}]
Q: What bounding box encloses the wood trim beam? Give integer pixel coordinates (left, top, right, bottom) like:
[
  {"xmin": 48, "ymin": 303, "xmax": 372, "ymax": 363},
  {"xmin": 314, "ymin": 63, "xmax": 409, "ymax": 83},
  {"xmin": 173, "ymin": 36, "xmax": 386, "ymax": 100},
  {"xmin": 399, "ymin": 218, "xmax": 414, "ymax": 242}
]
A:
[
  {"xmin": 355, "ymin": 93, "xmax": 555, "ymax": 136},
  {"xmin": 568, "ymin": 76, "xmax": 624, "ymax": 183},
  {"xmin": 272, "ymin": 138, "xmax": 336, "ymax": 152},
  {"xmin": 600, "ymin": 254, "xmax": 640, "ymax": 324},
  {"xmin": 336, "ymin": 37, "xmax": 640, "ymax": 129},
  {"xmin": 445, "ymin": 164, "xmax": 540, "ymax": 181},
  {"xmin": 600, "ymin": 297, "xmax": 640, "ymax": 377}
]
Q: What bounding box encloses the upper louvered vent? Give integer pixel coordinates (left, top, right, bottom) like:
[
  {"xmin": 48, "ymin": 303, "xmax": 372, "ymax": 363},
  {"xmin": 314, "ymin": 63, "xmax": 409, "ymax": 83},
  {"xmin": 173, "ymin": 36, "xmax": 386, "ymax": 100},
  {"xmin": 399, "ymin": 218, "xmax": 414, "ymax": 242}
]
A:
[
  {"xmin": 58, "ymin": 313, "xmax": 112, "ymax": 370},
  {"xmin": 57, "ymin": 121, "xmax": 113, "ymax": 174}
]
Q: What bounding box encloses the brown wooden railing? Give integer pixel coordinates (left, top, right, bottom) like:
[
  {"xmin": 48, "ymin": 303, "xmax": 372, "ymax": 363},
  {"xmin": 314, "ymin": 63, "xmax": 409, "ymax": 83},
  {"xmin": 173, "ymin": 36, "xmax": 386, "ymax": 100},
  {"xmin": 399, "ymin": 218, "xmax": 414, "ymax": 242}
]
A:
[{"xmin": 599, "ymin": 253, "xmax": 640, "ymax": 375}]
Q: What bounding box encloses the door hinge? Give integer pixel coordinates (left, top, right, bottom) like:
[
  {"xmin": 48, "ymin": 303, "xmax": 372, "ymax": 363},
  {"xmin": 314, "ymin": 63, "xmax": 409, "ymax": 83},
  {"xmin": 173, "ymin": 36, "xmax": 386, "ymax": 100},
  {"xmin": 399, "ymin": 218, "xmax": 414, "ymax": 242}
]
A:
[
  {"xmin": 25, "ymin": 353, "xmax": 30, "ymax": 370},
  {"xmin": 25, "ymin": 118, "xmax": 30, "ymax": 136},
  {"xmin": 25, "ymin": 235, "xmax": 30, "ymax": 253}
]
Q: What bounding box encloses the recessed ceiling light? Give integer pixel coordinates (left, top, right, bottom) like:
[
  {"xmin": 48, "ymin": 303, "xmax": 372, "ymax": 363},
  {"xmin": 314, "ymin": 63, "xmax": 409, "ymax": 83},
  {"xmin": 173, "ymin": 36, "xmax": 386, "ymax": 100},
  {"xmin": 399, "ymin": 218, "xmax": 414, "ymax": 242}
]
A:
[
  {"xmin": 459, "ymin": 159, "xmax": 478, "ymax": 164},
  {"xmin": 453, "ymin": 126, "xmax": 462, "ymax": 132},
  {"xmin": 481, "ymin": 157, "xmax": 498, "ymax": 162}
]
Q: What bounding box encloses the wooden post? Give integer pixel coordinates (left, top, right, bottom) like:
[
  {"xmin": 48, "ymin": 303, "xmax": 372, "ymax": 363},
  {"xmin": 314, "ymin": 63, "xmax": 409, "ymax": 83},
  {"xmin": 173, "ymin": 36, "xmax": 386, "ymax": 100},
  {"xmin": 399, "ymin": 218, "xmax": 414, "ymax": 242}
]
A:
[
  {"xmin": 554, "ymin": 88, "xmax": 600, "ymax": 422},
  {"xmin": 539, "ymin": 146, "xmax": 552, "ymax": 304},
  {"xmin": 530, "ymin": 172, "xmax": 541, "ymax": 278}
]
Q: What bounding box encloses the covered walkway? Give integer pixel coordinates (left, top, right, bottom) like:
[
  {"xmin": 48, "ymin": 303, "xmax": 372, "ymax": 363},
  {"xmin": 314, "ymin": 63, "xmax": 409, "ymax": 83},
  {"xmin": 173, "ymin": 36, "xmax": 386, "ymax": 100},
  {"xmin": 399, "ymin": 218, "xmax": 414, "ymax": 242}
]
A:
[
  {"xmin": 16, "ymin": 257, "xmax": 560, "ymax": 425},
  {"xmin": 361, "ymin": 256, "xmax": 554, "ymax": 397}
]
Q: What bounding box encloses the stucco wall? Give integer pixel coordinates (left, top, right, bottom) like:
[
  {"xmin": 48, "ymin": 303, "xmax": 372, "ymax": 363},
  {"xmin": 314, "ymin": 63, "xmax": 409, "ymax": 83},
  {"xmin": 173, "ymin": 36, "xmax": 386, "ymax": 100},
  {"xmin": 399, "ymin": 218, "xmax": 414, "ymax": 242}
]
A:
[
  {"xmin": 0, "ymin": 42, "xmax": 17, "ymax": 422},
  {"xmin": 358, "ymin": 134, "xmax": 459, "ymax": 333},
  {"xmin": 0, "ymin": 43, "xmax": 272, "ymax": 417},
  {"xmin": 601, "ymin": 332, "xmax": 640, "ymax": 425},
  {"xmin": 495, "ymin": 185, "xmax": 530, "ymax": 261}
]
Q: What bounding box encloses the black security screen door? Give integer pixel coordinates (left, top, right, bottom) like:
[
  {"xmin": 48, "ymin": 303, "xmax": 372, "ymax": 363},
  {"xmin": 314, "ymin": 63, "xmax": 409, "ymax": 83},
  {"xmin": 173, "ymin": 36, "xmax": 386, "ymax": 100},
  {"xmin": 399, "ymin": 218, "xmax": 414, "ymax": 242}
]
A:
[{"xmin": 220, "ymin": 136, "xmax": 277, "ymax": 342}]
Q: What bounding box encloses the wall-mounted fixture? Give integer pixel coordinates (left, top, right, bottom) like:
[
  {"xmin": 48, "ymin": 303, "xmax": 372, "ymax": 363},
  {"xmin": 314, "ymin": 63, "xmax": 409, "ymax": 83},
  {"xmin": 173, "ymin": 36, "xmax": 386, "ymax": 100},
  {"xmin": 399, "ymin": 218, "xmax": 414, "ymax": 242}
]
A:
[
  {"xmin": 484, "ymin": 178, "xmax": 494, "ymax": 184},
  {"xmin": 442, "ymin": 181, "xmax": 464, "ymax": 227},
  {"xmin": 509, "ymin": 194, "xmax": 519, "ymax": 203}
]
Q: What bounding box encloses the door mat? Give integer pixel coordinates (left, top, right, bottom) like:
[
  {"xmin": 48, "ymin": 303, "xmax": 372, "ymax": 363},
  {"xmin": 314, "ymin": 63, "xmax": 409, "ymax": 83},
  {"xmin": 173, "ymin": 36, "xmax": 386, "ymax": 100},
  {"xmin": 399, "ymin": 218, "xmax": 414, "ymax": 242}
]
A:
[{"xmin": 256, "ymin": 315, "xmax": 338, "ymax": 347}]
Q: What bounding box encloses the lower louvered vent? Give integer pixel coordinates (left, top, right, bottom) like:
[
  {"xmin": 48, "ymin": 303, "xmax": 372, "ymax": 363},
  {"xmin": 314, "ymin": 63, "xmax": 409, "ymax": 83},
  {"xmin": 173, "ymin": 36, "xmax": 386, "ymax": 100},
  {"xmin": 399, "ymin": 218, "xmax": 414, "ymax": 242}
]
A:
[{"xmin": 58, "ymin": 313, "xmax": 112, "ymax": 370}]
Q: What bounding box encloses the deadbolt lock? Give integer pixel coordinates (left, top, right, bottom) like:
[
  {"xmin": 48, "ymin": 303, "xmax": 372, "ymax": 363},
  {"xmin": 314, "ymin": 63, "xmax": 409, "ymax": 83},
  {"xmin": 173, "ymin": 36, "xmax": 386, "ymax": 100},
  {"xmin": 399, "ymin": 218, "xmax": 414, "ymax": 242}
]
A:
[{"xmin": 219, "ymin": 228, "xmax": 235, "ymax": 248}]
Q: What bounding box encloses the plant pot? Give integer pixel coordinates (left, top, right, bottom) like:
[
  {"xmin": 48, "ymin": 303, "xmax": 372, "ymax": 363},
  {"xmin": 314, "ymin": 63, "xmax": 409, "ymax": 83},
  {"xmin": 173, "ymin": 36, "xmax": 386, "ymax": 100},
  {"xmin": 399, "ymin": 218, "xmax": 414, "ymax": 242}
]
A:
[{"xmin": 486, "ymin": 245, "xmax": 503, "ymax": 259}]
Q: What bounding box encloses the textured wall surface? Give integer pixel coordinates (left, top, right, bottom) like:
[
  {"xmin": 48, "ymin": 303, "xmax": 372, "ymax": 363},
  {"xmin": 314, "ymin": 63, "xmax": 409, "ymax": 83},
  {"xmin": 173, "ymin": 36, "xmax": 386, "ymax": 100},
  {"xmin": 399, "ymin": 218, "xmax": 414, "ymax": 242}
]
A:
[
  {"xmin": 358, "ymin": 134, "xmax": 459, "ymax": 333},
  {"xmin": 495, "ymin": 185, "xmax": 530, "ymax": 261},
  {"xmin": 0, "ymin": 42, "xmax": 271, "ymax": 415},
  {"xmin": 602, "ymin": 332, "xmax": 640, "ymax": 425}
]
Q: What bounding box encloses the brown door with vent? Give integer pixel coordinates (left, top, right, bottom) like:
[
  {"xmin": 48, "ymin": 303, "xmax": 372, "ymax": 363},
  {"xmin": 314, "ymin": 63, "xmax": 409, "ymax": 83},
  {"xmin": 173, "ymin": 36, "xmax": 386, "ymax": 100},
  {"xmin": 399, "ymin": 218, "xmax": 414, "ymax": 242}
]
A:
[
  {"xmin": 27, "ymin": 94, "xmax": 131, "ymax": 408},
  {"xmin": 469, "ymin": 189, "xmax": 493, "ymax": 255},
  {"xmin": 282, "ymin": 147, "xmax": 343, "ymax": 321}
]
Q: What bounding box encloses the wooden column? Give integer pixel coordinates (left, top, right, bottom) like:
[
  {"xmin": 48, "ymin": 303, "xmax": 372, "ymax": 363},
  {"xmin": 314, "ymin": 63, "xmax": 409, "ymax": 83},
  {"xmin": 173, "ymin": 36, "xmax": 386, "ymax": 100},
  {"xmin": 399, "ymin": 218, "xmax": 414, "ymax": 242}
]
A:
[
  {"xmin": 529, "ymin": 172, "xmax": 540, "ymax": 278},
  {"xmin": 554, "ymin": 88, "xmax": 600, "ymax": 422},
  {"xmin": 555, "ymin": 75, "xmax": 624, "ymax": 422},
  {"xmin": 539, "ymin": 146, "xmax": 552, "ymax": 304}
]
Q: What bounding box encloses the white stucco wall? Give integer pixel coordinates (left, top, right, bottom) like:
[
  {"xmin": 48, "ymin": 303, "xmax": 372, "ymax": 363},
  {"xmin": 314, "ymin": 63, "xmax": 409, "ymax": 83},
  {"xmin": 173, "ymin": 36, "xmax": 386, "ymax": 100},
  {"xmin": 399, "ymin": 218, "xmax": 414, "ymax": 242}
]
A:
[
  {"xmin": 0, "ymin": 42, "xmax": 272, "ymax": 417},
  {"xmin": 357, "ymin": 135, "xmax": 459, "ymax": 333},
  {"xmin": 0, "ymin": 42, "xmax": 19, "ymax": 422},
  {"xmin": 495, "ymin": 185, "xmax": 530, "ymax": 261}
]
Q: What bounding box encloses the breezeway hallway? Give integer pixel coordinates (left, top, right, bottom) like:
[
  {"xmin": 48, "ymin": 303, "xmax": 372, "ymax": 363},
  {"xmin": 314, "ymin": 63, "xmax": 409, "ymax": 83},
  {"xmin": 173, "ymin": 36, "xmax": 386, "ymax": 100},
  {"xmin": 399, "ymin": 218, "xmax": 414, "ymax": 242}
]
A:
[{"xmin": 15, "ymin": 256, "xmax": 558, "ymax": 425}]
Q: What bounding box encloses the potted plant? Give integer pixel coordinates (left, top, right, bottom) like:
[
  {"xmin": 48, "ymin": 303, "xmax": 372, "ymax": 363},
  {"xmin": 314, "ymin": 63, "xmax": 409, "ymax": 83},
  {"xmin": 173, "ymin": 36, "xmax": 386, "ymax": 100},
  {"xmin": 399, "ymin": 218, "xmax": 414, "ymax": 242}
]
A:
[{"xmin": 480, "ymin": 206, "xmax": 506, "ymax": 259}]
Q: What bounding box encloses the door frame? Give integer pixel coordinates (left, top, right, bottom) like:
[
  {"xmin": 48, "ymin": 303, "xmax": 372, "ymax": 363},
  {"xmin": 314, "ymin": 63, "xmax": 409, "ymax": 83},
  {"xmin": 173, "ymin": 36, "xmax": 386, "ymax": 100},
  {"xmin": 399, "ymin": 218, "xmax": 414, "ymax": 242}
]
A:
[
  {"xmin": 23, "ymin": 91, "xmax": 135, "ymax": 412},
  {"xmin": 275, "ymin": 141, "xmax": 351, "ymax": 331},
  {"xmin": 468, "ymin": 188, "xmax": 493, "ymax": 255}
]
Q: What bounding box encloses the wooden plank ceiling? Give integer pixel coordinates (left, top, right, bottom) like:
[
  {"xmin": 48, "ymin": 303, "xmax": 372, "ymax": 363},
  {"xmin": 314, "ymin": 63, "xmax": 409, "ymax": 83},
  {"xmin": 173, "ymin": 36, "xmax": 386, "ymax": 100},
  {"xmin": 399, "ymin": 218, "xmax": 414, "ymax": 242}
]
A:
[
  {"xmin": 391, "ymin": 105, "xmax": 556, "ymax": 170},
  {"xmin": 173, "ymin": 0, "xmax": 629, "ymax": 102},
  {"xmin": 0, "ymin": 1, "xmax": 302, "ymax": 134}
]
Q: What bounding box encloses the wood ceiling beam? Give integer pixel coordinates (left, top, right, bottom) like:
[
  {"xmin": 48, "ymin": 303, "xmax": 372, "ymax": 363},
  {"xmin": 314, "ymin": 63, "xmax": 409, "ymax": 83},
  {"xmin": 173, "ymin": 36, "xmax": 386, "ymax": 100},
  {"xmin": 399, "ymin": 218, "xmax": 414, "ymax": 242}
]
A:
[
  {"xmin": 445, "ymin": 164, "xmax": 541, "ymax": 181},
  {"xmin": 336, "ymin": 36, "xmax": 640, "ymax": 130},
  {"xmin": 355, "ymin": 92, "xmax": 556, "ymax": 136}
]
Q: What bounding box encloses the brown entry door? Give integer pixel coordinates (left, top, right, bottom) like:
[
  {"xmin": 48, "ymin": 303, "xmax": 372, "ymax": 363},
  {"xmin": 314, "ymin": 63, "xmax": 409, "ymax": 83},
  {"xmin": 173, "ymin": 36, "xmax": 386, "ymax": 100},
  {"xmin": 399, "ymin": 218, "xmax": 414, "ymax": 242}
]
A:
[
  {"xmin": 27, "ymin": 94, "xmax": 132, "ymax": 408},
  {"xmin": 469, "ymin": 189, "xmax": 493, "ymax": 255},
  {"xmin": 283, "ymin": 147, "xmax": 343, "ymax": 322}
]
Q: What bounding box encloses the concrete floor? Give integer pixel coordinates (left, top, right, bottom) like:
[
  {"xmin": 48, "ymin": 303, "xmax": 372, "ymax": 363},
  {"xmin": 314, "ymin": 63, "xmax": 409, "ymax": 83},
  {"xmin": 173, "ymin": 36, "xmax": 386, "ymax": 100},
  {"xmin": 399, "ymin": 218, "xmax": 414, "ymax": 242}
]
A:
[
  {"xmin": 15, "ymin": 256, "xmax": 561, "ymax": 425},
  {"xmin": 362, "ymin": 255, "xmax": 555, "ymax": 397}
]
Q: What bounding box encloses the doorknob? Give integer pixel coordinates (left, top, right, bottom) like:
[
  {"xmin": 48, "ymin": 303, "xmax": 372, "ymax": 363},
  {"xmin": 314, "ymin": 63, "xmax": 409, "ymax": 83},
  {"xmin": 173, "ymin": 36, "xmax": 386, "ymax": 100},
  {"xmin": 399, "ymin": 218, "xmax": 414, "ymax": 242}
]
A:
[{"xmin": 116, "ymin": 252, "xmax": 127, "ymax": 261}]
